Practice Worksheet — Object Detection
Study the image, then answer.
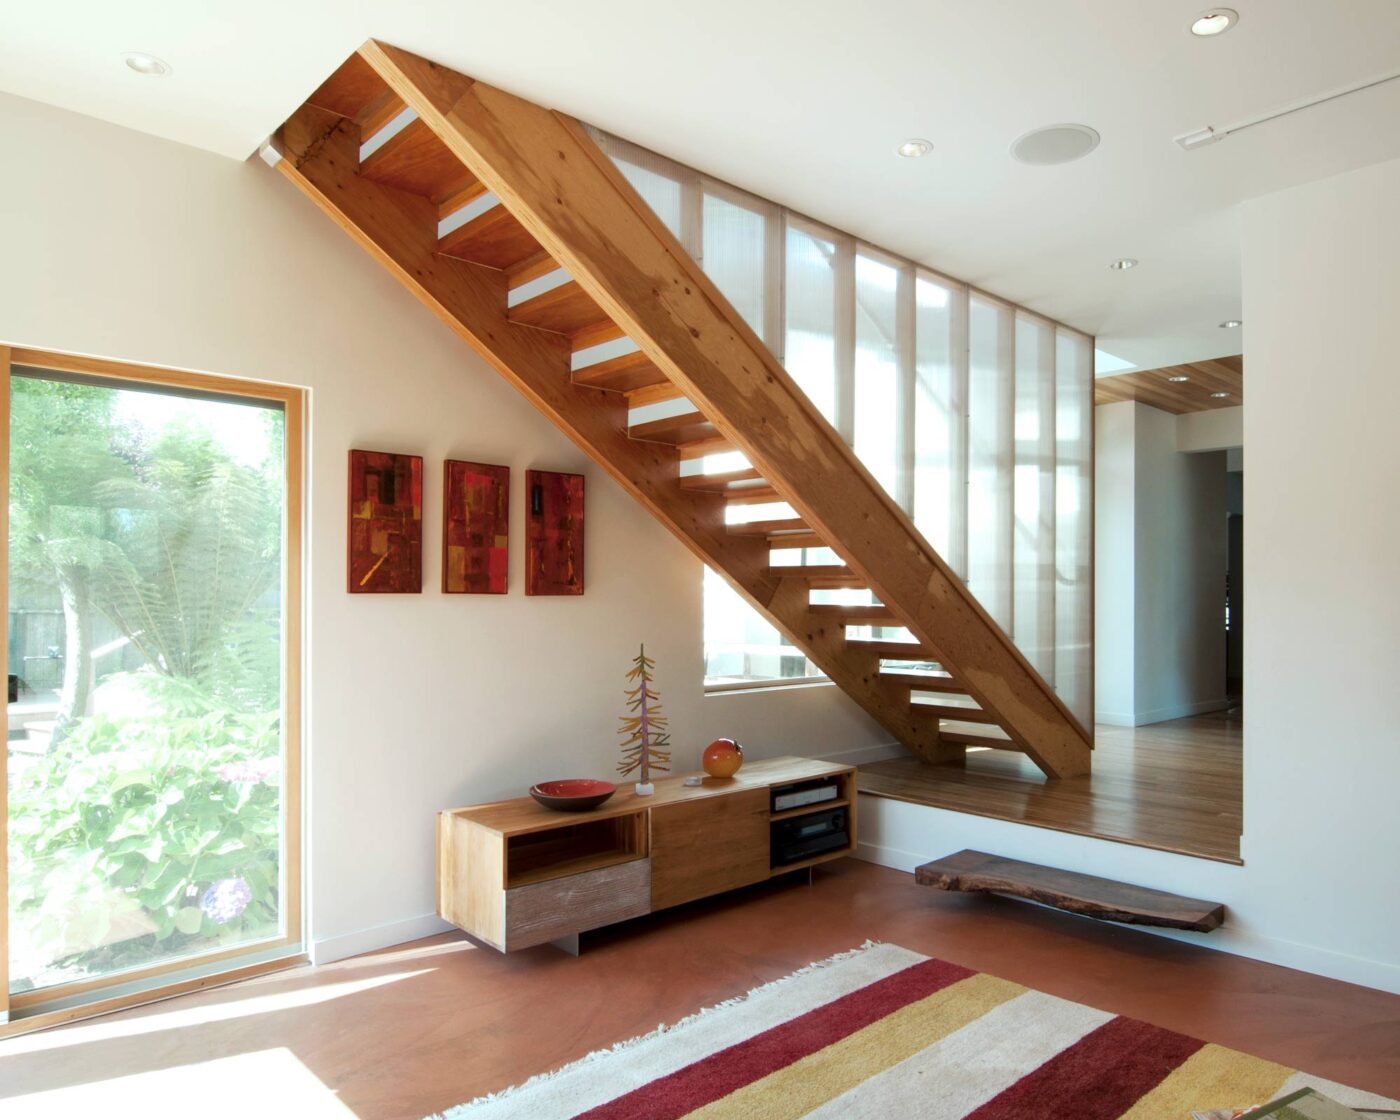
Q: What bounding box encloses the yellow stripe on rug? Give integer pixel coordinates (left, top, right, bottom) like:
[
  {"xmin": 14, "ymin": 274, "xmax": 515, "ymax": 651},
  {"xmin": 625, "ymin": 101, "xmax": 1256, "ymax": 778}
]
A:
[
  {"xmin": 1117, "ymin": 1043, "xmax": 1294, "ymax": 1118},
  {"xmin": 682, "ymin": 972, "xmax": 1025, "ymax": 1120}
]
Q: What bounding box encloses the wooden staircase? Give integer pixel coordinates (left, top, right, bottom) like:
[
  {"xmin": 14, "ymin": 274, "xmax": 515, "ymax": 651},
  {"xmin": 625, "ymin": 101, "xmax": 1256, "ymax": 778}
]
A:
[{"xmin": 270, "ymin": 42, "xmax": 1094, "ymax": 778}]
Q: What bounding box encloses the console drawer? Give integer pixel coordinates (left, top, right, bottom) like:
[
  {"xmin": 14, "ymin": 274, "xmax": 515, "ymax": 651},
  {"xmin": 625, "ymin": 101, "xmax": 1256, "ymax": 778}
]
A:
[{"xmin": 503, "ymin": 857, "xmax": 650, "ymax": 950}]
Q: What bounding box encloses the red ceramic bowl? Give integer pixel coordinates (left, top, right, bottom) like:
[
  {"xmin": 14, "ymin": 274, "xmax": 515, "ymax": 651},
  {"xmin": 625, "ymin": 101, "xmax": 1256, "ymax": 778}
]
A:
[{"xmin": 529, "ymin": 778, "xmax": 617, "ymax": 812}]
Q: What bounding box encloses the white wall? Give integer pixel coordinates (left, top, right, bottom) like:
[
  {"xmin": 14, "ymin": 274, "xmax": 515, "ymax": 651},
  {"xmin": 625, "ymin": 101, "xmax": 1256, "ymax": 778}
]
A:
[
  {"xmin": 866, "ymin": 155, "xmax": 1400, "ymax": 995},
  {"xmin": 1239, "ymin": 154, "xmax": 1400, "ymax": 991},
  {"xmin": 1094, "ymin": 401, "xmax": 1228, "ymax": 725},
  {"xmin": 0, "ymin": 93, "xmax": 892, "ymax": 962},
  {"xmin": 1093, "ymin": 401, "xmax": 1136, "ymax": 720},
  {"xmin": 1177, "ymin": 405, "xmax": 1243, "ymax": 453},
  {"xmin": 1133, "ymin": 407, "xmax": 1228, "ymax": 723}
]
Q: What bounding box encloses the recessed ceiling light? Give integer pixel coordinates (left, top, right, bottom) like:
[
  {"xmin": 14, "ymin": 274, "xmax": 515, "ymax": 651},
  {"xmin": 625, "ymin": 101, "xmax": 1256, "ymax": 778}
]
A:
[
  {"xmin": 1210, "ymin": 391, "xmax": 1232, "ymax": 398},
  {"xmin": 1109, "ymin": 258, "xmax": 1139, "ymax": 270},
  {"xmin": 1219, "ymin": 319, "xmax": 1242, "ymax": 328},
  {"xmin": 1168, "ymin": 375, "xmax": 1190, "ymax": 382},
  {"xmin": 1011, "ymin": 124, "xmax": 1100, "ymax": 166},
  {"xmin": 123, "ymin": 52, "xmax": 171, "ymax": 76},
  {"xmin": 897, "ymin": 139, "xmax": 933, "ymax": 158},
  {"xmin": 1190, "ymin": 8, "xmax": 1239, "ymax": 36}
]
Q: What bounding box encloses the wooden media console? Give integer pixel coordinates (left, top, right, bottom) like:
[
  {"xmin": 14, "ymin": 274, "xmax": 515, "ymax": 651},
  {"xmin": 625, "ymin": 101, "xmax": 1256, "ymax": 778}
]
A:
[{"xmin": 437, "ymin": 757, "xmax": 855, "ymax": 952}]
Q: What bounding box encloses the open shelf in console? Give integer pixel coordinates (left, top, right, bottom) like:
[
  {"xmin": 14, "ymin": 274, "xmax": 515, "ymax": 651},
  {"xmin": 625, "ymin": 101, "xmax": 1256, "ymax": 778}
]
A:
[
  {"xmin": 505, "ymin": 811, "xmax": 648, "ymax": 889},
  {"xmin": 767, "ymin": 770, "xmax": 854, "ymax": 821}
]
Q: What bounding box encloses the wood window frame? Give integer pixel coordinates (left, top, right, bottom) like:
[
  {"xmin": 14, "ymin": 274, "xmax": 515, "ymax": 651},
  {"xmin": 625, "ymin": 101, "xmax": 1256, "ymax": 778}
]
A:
[{"xmin": 0, "ymin": 345, "xmax": 307, "ymax": 1036}]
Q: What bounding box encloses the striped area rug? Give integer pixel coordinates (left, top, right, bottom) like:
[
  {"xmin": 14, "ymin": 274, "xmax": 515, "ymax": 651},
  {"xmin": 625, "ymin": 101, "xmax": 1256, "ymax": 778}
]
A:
[{"xmin": 435, "ymin": 943, "xmax": 1399, "ymax": 1119}]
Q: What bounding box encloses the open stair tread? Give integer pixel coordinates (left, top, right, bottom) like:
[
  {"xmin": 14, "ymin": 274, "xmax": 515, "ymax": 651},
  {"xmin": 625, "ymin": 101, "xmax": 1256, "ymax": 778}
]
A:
[
  {"xmin": 766, "ymin": 530, "xmax": 826, "ymax": 549},
  {"xmin": 438, "ymin": 204, "xmax": 542, "ymax": 270},
  {"xmin": 935, "ymin": 722, "xmax": 1015, "ymax": 749},
  {"xmin": 572, "ymin": 350, "xmax": 669, "ymax": 394},
  {"xmin": 677, "ymin": 433, "xmax": 736, "ymax": 458},
  {"xmin": 508, "ymin": 278, "xmax": 613, "ymax": 338},
  {"xmin": 881, "ymin": 671, "xmax": 966, "ymax": 694},
  {"xmin": 359, "ymin": 117, "xmax": 479, "ymax": 202},
  {"xmin": 728, "ymin": 518, "xmax": 809, "ymax": 537},
  {"xmin": 678, "ymin": 467, "xmax": 763, "ymax": 492},
  {"xmin": 847, "ymin": 638, "xmax": 939, "ymax": 659},
  {"xmin": 626, "ymin": 381, "xmax": 686, "ymax": 407},
  {"xmin": 915, "ymin": 849, "xmax": 1225, "ymax": 932},
  {"xmin": 808, "ymin": 604, "xmax": 896, "ymax": 622},
  {"xmin": 630, "ymin": 410, "xmax": 719, "ymax": 446},
  {"xmin": 909, "ymin": 701, "xmax": 997, "ymax": 723},
  {"xmin": 723, "ymin": 485, "xmax": 783, "ymax": 505},
  {"xmin": 765, "ymin": 565, "xmax": 864, "ymax": 587}
]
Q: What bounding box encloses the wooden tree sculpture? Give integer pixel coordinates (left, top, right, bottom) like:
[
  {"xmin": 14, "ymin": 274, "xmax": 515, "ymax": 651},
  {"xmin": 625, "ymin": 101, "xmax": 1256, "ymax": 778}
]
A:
[{"xmin": 617, "ymin": 644, "xmax": 671, "ymax": 794}]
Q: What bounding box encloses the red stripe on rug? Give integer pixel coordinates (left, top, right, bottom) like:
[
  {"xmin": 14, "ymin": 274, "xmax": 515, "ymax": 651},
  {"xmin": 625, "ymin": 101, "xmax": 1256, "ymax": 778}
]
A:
[
  {"xmin": 573, "ymin": 957, "xmax": 975, "ymax": 1120},
  {"xmin": 964, "ymin": 1014, "xmax": 1205, "ymax": 1119}
]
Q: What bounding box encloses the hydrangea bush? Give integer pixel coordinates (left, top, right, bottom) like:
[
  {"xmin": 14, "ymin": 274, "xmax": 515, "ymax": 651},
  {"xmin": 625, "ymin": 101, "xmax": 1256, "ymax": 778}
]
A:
[{"xmin": 8, "ymin": 674, "xmax": 281, "ymax": 989}]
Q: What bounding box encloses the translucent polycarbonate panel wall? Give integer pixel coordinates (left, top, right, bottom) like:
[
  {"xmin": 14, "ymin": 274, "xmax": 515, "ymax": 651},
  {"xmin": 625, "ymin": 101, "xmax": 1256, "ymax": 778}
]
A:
[
  {"xmin": 853, "ymin": 250, "xmax": 905, "ymax": 502},
  {"xmin": 1013, "ymin": 314, "xmax": 1057, "ymax": 677},
  {"xmin": 590, "ymin": 128, "xmax": 1093, "ymax": 720},
  {"xmin": 592, "ymin": 134, "xmax": 688, "ymax": 246},
  {"xmin": 967, "ymin": 296, "xmax": 1015, "ymax": 632},
  {"xmin": 783, "ymin": 220, "xmax": 841, "ymax": 424},
  {"xmin": 701, "ymin": 186, "xmax": 781, "ymax": 347},
  {"xmin": 913, "ymin": 273, "xmax": 967, "ymax": 575},
  {"xmin": 1055, "ymin": 330, "xmax": 1094, "ymax": 724}
]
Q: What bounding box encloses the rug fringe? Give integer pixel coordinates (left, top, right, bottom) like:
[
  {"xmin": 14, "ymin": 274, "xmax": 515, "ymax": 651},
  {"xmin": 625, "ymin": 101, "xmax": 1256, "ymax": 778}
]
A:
[{"xmin": 427, "ymin": 940, "xmax": 887, "ymax": 1120}]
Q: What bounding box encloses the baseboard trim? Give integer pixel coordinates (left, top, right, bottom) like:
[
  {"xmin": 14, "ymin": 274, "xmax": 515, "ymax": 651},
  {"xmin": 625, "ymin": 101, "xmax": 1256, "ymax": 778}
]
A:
[
  {"xmin": 1096, "ymin": 697, "xmax": 1233, "ymax": 727},
  {"xmin": 312, "ymin": 913, "xmax": 453, "ymax": 965},
  {"xmin": 1094, "ymin": 708, "xmax": 1137, "ymax": 727},
  {"xmin": 811, "ymin": 741, "xmax": 905, "ymax": 767}
]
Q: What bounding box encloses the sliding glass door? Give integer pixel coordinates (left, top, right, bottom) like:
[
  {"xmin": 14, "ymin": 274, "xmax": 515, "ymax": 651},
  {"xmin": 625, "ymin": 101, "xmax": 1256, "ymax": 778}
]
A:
[{"xmin": 3, "ymin": 349, "xmax": 302, "ymax": 1026}]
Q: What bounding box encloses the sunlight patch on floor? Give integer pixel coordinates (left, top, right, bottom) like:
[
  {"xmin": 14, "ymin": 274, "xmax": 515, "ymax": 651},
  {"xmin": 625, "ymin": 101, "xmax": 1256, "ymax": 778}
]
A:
[
  {"xmin": 1, "ymin": 969, "xmax": 432, "ymax": 1057},
  {"xmin": 1, "ymin": 1047, "xmax": 359, "ymax": 1119},
  {"xmin": 320, "ymin": 937, "xmax": 476, "ymax": 972}
]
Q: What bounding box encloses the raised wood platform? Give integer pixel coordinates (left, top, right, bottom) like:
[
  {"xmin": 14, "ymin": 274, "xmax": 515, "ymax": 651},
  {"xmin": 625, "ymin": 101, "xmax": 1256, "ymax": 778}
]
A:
[
  {"xmin": 859, "ymin": 707, "xmax": 1243, "ymax": 863},
  {"xmin": 915, "ymin": 850, "xmax": 1226, "ymax": 932}
]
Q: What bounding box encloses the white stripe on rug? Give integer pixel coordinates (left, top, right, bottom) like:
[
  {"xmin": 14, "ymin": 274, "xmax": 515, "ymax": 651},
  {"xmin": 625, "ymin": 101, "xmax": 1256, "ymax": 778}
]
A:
[
  {"xmin": 803, "ymin": 988, "xmax": 1114, "ymax": 1120},
  {"xmin": 436, "ymin": 942, "xmax": 925, "ymax": 1120},
  {"xmin": 1274, "ymin": 1070, "xmax": 1400, "ymax": 1112}
]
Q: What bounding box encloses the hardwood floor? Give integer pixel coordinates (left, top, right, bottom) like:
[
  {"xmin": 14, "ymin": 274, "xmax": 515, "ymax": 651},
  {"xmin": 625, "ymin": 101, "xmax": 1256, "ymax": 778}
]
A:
[
  {"xmin": 860, "ymin": 707, "xmax": 1244, "ymax": 863},
  {"xmin": 2, "ymin": 857, "xmax": 1396, "ymax": 1120}
]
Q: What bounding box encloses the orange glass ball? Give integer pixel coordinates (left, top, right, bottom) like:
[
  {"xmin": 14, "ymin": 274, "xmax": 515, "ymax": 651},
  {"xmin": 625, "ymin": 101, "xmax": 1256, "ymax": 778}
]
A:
[{"xmin": 702, "ymin": 738, "xmax": 744, "ymax": 778}]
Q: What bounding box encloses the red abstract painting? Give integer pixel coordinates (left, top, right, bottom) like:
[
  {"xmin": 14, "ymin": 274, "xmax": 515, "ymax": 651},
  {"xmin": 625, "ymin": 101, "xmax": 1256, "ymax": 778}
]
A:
[
  {"xmin": 348, "ymin": 450, "xmax": 422, "ymax": 593},
  {"xmin": 526, "ymin": 469, "xmax": 584, "ymax": 596},
  {"xmin": 443, "ymin": 460, "xmax": 509, "ymax": 594}
]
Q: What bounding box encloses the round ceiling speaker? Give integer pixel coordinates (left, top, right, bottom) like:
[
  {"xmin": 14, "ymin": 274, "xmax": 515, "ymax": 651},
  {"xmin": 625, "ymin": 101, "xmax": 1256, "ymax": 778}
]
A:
[{"xmin": 1010, "ymin": 124, "xmax": 1101, "ymax": 166}]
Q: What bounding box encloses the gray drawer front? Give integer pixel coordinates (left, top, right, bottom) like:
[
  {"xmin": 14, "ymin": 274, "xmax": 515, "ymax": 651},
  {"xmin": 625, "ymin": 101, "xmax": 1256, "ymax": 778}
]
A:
[{"xmin": 504, "ymin": 858, "xmax": 650, "ymax": 950}]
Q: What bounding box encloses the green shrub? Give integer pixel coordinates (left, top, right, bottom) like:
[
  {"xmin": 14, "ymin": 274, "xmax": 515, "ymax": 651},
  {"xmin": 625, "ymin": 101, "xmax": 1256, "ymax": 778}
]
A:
[{"xmin": 8, "ymin": 673, "xmax": 281, "ymax": 987}]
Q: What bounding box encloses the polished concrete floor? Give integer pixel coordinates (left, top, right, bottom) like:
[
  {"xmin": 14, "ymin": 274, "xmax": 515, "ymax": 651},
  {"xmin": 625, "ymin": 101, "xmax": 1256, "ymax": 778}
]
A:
[
  {"xmin": 861, "ymin": 707, "xmax": 1244, "ymax": 862},
  {"xmin": 2, "ymin": 858, "xmax": 1396, "ymax": 1120}
]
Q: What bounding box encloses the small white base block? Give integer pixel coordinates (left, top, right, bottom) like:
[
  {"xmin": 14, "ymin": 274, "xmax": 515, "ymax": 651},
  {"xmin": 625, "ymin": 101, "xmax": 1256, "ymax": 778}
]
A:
[{"xmin": 634, "ymin": 782, "xmax": 655, "ymax": 796}]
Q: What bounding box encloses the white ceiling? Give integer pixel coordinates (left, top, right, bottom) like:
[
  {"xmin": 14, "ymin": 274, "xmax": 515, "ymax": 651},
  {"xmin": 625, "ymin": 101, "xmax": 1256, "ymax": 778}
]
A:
[{"xmin": 4, "ymin": 1, "xmax": 1400, "ymax": 373}]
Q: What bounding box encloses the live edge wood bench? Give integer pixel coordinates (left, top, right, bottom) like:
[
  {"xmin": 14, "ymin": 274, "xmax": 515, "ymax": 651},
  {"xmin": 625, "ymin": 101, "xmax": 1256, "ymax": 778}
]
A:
[{"xmin": 915, "ymin": 850, "xmax": 1225, "ymax": 932}]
